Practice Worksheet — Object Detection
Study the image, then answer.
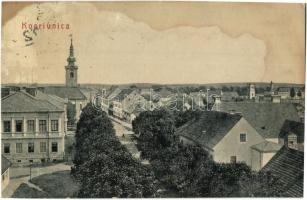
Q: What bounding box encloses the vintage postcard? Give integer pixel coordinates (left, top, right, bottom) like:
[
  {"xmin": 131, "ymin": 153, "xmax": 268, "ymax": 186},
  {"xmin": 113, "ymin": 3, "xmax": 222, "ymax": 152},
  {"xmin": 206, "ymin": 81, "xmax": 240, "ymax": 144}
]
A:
[{"xmin": 1, "ymin": 1, "xmax": 305, "ymax": 198}]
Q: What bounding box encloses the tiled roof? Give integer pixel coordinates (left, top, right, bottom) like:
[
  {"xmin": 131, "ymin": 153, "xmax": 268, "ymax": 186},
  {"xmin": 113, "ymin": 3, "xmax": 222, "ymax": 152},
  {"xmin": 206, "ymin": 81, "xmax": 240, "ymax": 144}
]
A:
[
  {"xmin": 113, "ymin": 89, "xmax": 134, "ymax": 102},
  {"xmin": 176, "ymin": 111, "xmax": 242, "ymax": 149},
  {"xmin": 106, "ymin": 87, "xmax": 122, "ymax": 100},
  {"xmin": 2, "ymin": 91, "xmax": 64, "ymax": 113},
  {"xmin": 261, "ymin": 146, "xmax": 303, "ymax": 197},
  {"xmin": 43, "ymin": 86, "xmax": 86, "ymax": 100},
  {"xmin": 279, "ymin": 120, "xmax": 304, "ymax": 143},
  {"xmin": 79, "ymin": 88, "xmax": 98, "ymax": 100},
  {"xmin": 213, "ymin": 102, "xmax": 300, "ymax": 139},
  {"xmin": 35, "ymin": 91, "xmax": 67, "ymax": 110},
  {"xmin": 251, "ymin": 141, "xmax": 282, "ymax": 153},
  {"xmin": 2, "ymin": 155, "xmax": 11, "ymax": 174}
]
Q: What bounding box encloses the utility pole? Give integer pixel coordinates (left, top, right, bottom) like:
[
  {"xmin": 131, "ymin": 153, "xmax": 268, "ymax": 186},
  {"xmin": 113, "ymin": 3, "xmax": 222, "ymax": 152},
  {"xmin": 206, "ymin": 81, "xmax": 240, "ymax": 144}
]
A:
[
  {"xmin": 199, "ymin": 90, "xmax": 202, "ymax": 109},
  {"xmin": 206, "ymin": 89, "xmax": 210, "ymax": 111}
]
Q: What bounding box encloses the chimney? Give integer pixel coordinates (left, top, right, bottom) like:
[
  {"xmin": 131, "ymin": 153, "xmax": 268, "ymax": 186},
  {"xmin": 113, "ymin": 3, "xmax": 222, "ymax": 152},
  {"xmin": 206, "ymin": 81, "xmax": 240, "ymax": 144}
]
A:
[{"xmin": 25, "ymin": 87, "xmax": 38, "ymax": 97}]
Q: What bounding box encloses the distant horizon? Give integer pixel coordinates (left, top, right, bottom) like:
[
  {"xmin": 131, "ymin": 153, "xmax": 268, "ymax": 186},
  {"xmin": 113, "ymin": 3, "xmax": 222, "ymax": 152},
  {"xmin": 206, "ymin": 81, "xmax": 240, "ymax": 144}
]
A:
[{"xmin": 2, "ymin": 81, "xmax": 305, "ymax": 87}]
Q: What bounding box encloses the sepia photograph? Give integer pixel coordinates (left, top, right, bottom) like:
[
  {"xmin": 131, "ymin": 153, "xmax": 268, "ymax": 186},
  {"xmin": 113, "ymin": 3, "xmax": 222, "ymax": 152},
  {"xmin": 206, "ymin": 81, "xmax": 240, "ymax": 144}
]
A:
[{"xmin": 1, "ymin": 1, "xmax": 305, "ymax": 198}]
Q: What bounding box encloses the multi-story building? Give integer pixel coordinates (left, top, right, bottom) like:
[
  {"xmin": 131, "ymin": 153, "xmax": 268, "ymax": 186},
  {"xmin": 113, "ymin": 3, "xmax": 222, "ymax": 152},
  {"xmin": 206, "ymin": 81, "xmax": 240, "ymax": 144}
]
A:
[{"xmin": 1, "ymin": 90, "xmax": 66, "ymax": 165}]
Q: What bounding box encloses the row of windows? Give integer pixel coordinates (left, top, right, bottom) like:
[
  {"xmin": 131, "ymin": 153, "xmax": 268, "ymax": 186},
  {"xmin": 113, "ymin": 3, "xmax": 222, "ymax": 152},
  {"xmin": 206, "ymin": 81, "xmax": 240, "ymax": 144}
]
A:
[
  {"xmin": 3, "ymin": 142, "xmax": 58, "ymax": 153},
  {"xmin": 3, "ymin": 120, "xmax": 59, "ymax": 133}
]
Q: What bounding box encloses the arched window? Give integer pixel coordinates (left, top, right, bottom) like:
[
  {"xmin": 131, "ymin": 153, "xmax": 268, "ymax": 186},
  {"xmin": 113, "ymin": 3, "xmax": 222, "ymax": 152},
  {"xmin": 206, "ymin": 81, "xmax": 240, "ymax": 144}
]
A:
[{"xmin": 70, "ymin": 72, "xmax": 74, "ymax": 78}]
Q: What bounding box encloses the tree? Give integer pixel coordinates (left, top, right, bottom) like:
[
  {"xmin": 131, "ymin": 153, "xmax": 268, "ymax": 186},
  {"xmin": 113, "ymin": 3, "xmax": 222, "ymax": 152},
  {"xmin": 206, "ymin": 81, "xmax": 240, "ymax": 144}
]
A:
[
  {"xmin": 238, "ymin": 171, "xmax": 285, "ymax": 197},
  {"xmin": 290, "ymin": 87, "xmax": 296, "ymax": 98},
  {"xmin": 72, "ymin": 103, "xmax": 157, "ymax": 198},
  {"xmin": 297, "ymin": 90, "xmax": 302, "ymax": 97},
  {"xmin": 67, "ymin": 102, "xmax": 76, "ymax": 125},
  {"xmin": 132, "ymin": 109, "xmax": 176, "ymax": 158},
  {"xmin": 133, "ymin": 109, "xmax": 284, "ymax": 197},
  {"xmin": 173, "ymin": 110, "xmax": 202, "ymax": 128}
]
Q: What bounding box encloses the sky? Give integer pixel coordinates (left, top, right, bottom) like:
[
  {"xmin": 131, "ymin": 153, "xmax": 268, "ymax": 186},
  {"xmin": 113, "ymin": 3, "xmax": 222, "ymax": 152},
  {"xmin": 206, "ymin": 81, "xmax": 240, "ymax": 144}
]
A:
[{"xmin": 2, "ymin": 2, "xmax": 305, "ymax": 84}]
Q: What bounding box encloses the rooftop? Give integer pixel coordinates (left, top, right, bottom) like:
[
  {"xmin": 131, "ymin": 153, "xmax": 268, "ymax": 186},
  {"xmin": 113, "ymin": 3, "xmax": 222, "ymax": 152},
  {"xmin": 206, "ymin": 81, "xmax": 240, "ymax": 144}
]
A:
[
  {"xmin": 2, "ymin": 91, "xmax": 64, "ymax": 113},
  {"xmin": 213, "ymin": 102, "xmax": 300, "ymax": 139},
  {"xmin": 279, "ymin": 120, "xmax": 304, "ymax": 143},
  {"xmin": 176, "ymin": 111, "xmax": 242, "ymax": 149},
  {"xmin": 43, "ymin": 86, "xmax": 87, "ymax": 100},
  {"xmin": 251, "ymin": 140, "xmax": 282, "ymax": 153},
  {"xmin": 113, "ymin": 88, "xmax": 134, "ymax": 101},
  {"xmin": 261, "ymin": 146, "xmax": 303, "ymax": 197}
]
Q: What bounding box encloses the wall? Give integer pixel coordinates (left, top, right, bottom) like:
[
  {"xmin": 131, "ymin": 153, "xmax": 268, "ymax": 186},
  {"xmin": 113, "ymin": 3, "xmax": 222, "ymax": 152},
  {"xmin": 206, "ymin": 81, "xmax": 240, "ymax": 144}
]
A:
[
  {"xmin": 262, "ymin": 152, "xmax": 276, "ymax": 167},
  {"xmin": 213, "ymin": 117, "xmax": 265, "ymax": 166},
  {"xmin": 251, "ymin": 149, "xmax": 261, "ymax": 171},
  {"xmin": 2, "ymin": 111, "xmax": 65, "ymax": 165},
  {"xmin": 1, "ymin": 168, "xmax": 10, "ymax": 191}
]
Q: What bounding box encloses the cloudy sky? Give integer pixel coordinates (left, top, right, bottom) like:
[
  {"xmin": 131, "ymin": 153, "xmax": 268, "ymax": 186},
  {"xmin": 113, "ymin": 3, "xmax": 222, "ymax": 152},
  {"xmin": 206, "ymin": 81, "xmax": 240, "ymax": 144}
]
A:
[{"xmin": 2, "ymin": 2, "xmax": 305, "ymax": 84}]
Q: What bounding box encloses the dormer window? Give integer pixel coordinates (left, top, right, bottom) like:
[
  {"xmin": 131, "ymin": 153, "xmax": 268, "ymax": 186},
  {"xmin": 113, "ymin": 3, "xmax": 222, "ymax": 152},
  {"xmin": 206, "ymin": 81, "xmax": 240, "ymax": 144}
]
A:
[{"xmin": 287, "ymin": 133, "xmax": 297, "ymax": 149}]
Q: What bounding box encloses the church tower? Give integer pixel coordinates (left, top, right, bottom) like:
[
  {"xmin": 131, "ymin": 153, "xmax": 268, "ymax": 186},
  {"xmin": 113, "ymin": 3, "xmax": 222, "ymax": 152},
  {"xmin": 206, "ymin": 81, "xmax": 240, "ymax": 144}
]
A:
[
  {"xmin": 65, "ymin": 37, "xmax": 78, "ymax": 87},
  {"xmin": 249, "ymin": 83, "xmax": 256, "ymax": 99}
]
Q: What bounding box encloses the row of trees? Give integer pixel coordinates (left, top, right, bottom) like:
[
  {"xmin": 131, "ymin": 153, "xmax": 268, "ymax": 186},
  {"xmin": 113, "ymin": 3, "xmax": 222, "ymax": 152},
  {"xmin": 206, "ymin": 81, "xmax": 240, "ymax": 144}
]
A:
[
  {"xmin": 132, "ymin": 109, "xmax": 284, "ymax": 197},
  {"xmin": 72, "ymin": 104, "xmax": 157, "ymax": 198}
]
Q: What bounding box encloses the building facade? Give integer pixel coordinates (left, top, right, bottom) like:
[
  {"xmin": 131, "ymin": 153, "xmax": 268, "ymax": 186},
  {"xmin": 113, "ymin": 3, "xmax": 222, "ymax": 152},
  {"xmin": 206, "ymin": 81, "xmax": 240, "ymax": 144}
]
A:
[
  {"xmin": 1, "ymin": 91, "xmax": 65, "ymax": 165},
  {"xmin": 176, "ymin": 111, "xmax": 265, "ymax": 168}
]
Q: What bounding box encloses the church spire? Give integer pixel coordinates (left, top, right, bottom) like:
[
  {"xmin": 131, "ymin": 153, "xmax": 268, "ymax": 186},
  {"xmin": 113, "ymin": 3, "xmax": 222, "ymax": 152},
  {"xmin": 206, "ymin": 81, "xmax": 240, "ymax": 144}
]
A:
[
  {"xmin": 70, "ymin": 37, "xmax": 74, "ymax": 57},
  {"xmin": 67, "ymin": 35, "xmax": 76, "ymax": 65},
  {"xmin": 65, "ymin": 35, "xmax": 78, "ymax": 87}
]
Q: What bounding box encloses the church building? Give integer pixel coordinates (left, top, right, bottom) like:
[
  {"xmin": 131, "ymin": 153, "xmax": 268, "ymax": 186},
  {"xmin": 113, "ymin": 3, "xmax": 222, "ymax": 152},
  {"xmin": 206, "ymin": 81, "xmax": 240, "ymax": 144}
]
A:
[{"xmin": 44, "ymin": 37, "xmax": 89, "ymax": 125}]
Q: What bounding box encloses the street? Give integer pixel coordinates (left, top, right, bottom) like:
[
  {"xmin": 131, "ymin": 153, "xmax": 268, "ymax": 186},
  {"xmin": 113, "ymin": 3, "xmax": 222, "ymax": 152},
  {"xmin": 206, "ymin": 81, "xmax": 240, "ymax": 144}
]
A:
[
  {"xmin": 2, "ymin": 163, "xmax": 71, "ymax": 198},
  {"xmin": 112, "ymin": 120, "xmax": 149, "ymax": 164}
]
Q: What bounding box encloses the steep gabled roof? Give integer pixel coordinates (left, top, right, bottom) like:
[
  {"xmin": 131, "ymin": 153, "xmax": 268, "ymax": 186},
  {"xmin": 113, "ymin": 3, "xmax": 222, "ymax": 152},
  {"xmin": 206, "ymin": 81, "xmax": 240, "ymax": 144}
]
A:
[
  {"xmin": 113, "ymin": 89, "xmax": 134, "ymax": 102},
  {"xmin": 1, "ymin": 91, "xmax": 64, "ymax": 113},
  {"xmin": 176, "ymin": 111, "xmax": 242, "ymax": 149},
  {"xmin": 106, "ymin": 87, "xmax": 122, "ymax": 100},
  {"xmin": 2, "ymin": 155, "xmax": 11, "ymax": 174},
  {"xmin": 261, "ymin": 146, "xmax": 303, "ymax": 197},
  {"xmin": 43, "ymin": 86, "xmax": 86, "ymax": 100},
  {"xmin": 279, "ymin": 120, "xmax": 304, "ymax": 143},
  {"xmin": 214, "ymin": 102, "xmax": 300, "ymax": 139}
]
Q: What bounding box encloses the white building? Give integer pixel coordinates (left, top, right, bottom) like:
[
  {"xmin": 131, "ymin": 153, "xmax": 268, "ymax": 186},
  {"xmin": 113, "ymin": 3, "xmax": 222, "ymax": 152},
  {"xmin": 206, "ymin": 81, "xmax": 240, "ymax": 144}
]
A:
[{"xmin": 1, "ymin": 91, "xmax": 66, "ymax": 164}]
